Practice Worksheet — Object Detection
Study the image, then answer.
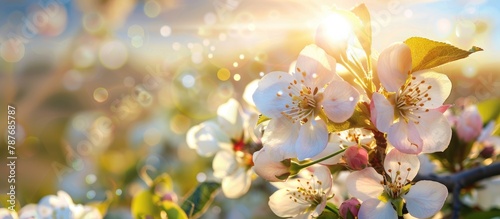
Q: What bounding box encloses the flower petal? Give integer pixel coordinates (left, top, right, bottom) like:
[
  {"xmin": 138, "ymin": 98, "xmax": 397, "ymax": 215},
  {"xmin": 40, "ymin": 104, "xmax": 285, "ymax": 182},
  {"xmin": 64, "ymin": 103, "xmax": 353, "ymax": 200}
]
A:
[
  {"xmin": 295, "ymin": 119, "xmax": 329, "ymax": 160},
  {"xmin": 370, "ymin": 92, "xmax": 395, "ymax": 133},
  {"xmin": 252, "ymin": 147, "xmax": 290, "ymax": 182},
  {"xmin": 310, "ymin": 165, "xmax": 334, "ymax": 194},
  {"xmin": 217, "ymin": 98, "xmax": 244, "ymax": 140},
  {"xmin": 213, "ymin": 150, "xmax": 238, "ymax": 179},
  {"xmin": 358, "ymin": 199, "xmax": 397, "ymax": 219},
  {"xmin": 221, "ymin": 168, "xmax": 252, "ymax": 199},
  {"xmin": 377, "ymin": 43, "xmax": 412, "ymax": 92},
  {"xmin": 384, "ymin": 148, "xmax": 420, "ymax": 182},
  {"xmin": 186, "ymin": 121, "xmax": 231, "ymax": 156},
  {"xmin": 243, "ymin": 79, "xmax": 259, "ymax": 108},
  {"xmin": 262, "ymin": 117, "xmax": 299, "ymax": 161},
  {"xmin": 388, "ymin": 121, "xmax": 423, "ymax": 154},
  {"xmin": 412, "ymin": 70, "xmax": 452, "ymax": 108},
  {"xmin": 252, "ymin": 71, "xmax": 295, "ymax": 118},
  {"xmin": 346, "ymin": 167, "xmax": 384, "ymax": 201},
  {"xmin": 322, "ymin": 80, "xmax": 360, "ymax": 123},
  {"xmin": 416, "ymin": 110, "xmax": 452, "ymax": 153},
  {"xmin": 294, "ymin": 44, "xmax": 341, "ymax": 89},
  {"xmin": 269, "ymin": 189, "xmax": 310, "ymax": 217},
  {"xmin": 404, "ymin": 180, "xmax": 448, "ymax": 218}
]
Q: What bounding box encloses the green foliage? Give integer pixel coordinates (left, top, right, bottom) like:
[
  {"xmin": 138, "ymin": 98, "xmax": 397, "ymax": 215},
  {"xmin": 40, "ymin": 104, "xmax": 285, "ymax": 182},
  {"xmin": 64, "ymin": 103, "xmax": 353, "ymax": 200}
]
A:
[
  {"xmin": 161, "ymin": 201, "xmax": 189, "ymax": 219},
  {"xmin": 131, "ymin": 190, "xmax": 161, "ymax": 218},
  {"xmin": 477, "ymin": 99, "xmax": 500, "ymax": 125},
  {"xmin": 181, "ymin": 182, "xmax": 221, "ymax": 219},
  {"xmin": 317, "ymin": 210, "xmax": 340, "ymax": 219},
  {"xmin": 463, "ymin": 209, "xmax": 500, "ymax": 219},
  {"xmin": 319, "ymin": 202, "xmax": 340, "ymax": 219},
  {"xmin": 320, "ymin": 102, "xmax": 372, "ymax": 133},
  {"xmin": 404, "ymin": 37, "xmax": 483, "ymax": 71},
  {"xmin": 131, "ymin": 174, "xmax": 188, "ymax": 219}
]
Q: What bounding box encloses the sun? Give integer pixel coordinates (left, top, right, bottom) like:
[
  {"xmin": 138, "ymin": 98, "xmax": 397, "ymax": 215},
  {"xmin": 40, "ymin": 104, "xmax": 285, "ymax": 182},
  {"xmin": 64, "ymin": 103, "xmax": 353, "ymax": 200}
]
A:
[{"xmin": 316, "ymin": 13, "xmax": 353, "ymax": 47}]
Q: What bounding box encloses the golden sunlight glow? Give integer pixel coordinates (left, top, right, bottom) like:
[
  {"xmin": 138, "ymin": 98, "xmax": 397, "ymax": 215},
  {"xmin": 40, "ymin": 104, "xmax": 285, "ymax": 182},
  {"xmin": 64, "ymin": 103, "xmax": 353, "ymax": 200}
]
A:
[{"xmin": 318, "ymin": 13, "xmax": 352, "ymax": 44}]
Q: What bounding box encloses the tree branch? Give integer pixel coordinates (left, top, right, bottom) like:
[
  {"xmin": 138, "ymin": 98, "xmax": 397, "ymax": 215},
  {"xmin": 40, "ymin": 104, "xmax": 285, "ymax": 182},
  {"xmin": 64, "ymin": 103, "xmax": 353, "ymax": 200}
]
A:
[{"xmin": 415, "ymin": 162, "xmax": 500, "ymax": 219}]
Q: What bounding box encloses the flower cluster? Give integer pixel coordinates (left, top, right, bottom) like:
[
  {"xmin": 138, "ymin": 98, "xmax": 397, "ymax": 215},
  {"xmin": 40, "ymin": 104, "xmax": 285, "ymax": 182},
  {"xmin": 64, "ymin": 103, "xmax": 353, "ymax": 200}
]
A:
[{"xmin": 184, "ymin": 3, "xmax": 489, "ymax": 219}]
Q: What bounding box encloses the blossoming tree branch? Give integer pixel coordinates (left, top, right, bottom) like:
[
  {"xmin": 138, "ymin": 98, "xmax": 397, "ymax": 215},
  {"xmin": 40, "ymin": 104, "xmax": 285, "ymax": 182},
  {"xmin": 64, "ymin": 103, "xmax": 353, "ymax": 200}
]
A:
[{"xmin": 125, "ymin": 4, "xmax": 496, "ymax": 219}]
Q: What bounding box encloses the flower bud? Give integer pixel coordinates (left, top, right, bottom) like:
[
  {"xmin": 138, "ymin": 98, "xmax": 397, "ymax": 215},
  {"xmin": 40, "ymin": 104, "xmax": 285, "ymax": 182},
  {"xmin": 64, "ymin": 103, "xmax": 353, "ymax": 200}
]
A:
[
  {"xmin": 339, "ymin": 198, "xmax": 360, "ymax": 218},
  {"xmin": 161, "ymin": 192, "xmax": 178, "ymax": 203},
  {"xmin": 456, "ymin": 105, "xmax": 483, "ymax": 142},
  {"xmin": 344, "ymin": 146, "xmax": 368, "ymax": 170},
  {"xmin": 253, "ymin": 148, "xmax": 291, "ymax": 182},
  {"xmin": 480, "ymin": 145, "xmax": 495, "ymax": 159}
]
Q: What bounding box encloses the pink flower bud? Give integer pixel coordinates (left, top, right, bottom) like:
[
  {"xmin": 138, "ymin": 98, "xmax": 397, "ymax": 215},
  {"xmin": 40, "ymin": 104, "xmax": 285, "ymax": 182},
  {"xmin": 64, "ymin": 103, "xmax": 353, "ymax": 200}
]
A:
[
  {"xmin": 253, "ymin": 148, "xmax": 291, "ymax": 182},
  {"xmin": 344, "ymin": 146, "xmax": 368, "ymax": 170},
  {"xmin": 456, "ymin": 105, "xmax": 483, "ymax": 142},
  {"xmin": 480, "ymin": 146, "xmax": 495, "ymax": 159},
  {"xmin": 161, "ymin": 192, "xmax": 178, "ymax": 203},
  {"xmin": 339, "ymin": 198, "xmax": 360, "ymax": 218}
]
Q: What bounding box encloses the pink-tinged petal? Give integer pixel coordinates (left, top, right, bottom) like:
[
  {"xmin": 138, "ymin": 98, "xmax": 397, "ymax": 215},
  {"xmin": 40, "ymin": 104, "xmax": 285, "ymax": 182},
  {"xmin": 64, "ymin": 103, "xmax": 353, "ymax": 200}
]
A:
[
  {"xmin": 384, "ymin": 148, "xmax": 420, "ymax": 182},
  {"xmin": 252, "ymin": 148, "xmax": 290, "ymax": 182},
  {"xmin": 262, "ymin": 117, "xmax": 299, "ymax": 161},
  {"xmin": 295, "ymin": 119, "xmax": 329, "ymax": 160},
  {"xmin": 221, "ymin": 168, "xmax": 252, "ymax": 199},
  {"xmin": 412, "ymin": 70, "xmax": 452, "ymax": 108},
  {"xmin": 358, "ymin": 199, "xmax": 397, "ymax": 219},
  {"xmin": 213, "ymin": 150, "xmax": 238, "ymax": 179},
  {"xmin": 269, "ymin": 189, "xmax": 309, "ymax": 217},
  {"xmin": 436, "ymin": 104, "xmax": 452, "ymax": 113},
  {"xmin": 346, "ymin": 167, "xmax": 384, "ymax": 201},
  {"xmin": 377, "ymin": 43, "xmax": 412, "ymax": 92},
  {"xmin": 312, "ymin": 142, "xmax": 344, "ymax": 165},
  {"xmin": 252, "ymin": 71, "xmax": 295, "ymax": 118},
  {"xmin": 217, "ymin": 98, "xmax": 244, "ymax": 140},
  {"xmin": 404, "ymin": 180, "xmax": 448, "ymax": 218},
  {"xmin": 416, "ymin": 110, "xmax": 452, "ymax": 153},
  {"xmin": 388, "ymin": 121, "xmax": 423, "ymax": 154},
  {"xmin": 294, "ymin": 44, "xmax": 341, "ymax": 89},
  {"xmin": 186, "ymin": 121, "xmax": 231, "ymax": 156},
  {"xmin": 310, "ymin": 165, "xmax": 334, "ymax": 194},
  {"xmin": 371, "ymin": 92, "xmax": 395, "ymax": 133},
  {"xmin": 322, "ymin": 80, "xmax": 360, "ymax": 123}
]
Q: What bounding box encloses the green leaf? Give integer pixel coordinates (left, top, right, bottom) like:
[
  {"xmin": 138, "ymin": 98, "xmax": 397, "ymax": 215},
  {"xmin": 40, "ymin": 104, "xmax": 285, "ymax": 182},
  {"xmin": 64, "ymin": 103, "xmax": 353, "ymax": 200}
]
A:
[
  {"xmin": 181, "ymin": 182, "xmax": 221, "ymax": 219},
  {"xmin": 131, "ymin": 190, "xmax": 161, "ymax": 219},
  {"xmin": 351, "ymin": 4, "xmax": 372, "ymax": 56},
  {"xmin": 317, "ymin": 210, "xmax": 340, "ymax": 219},
  {"xmin": 319, "ymin": 202, "xmax": 340, "ymax": 219},
  {"xmin": 477, "ymin": 99, "xmax": 500, "ymax": 124},
  {"xmin": 463, "ymin": 209, "xmax": 500, "ymax": 219},
  {"xmin": 320, "ymin": 102, "xmax": 372, "ymax": 133},
  {"xmin": 161, "ymin": 201, "xmax": 189, "ymax": 219},
  {"xmin": 404, "ymin": 37, "xmax": 482, "ymax": 71},
  {"xmin": 257, "ymin": 114, "xmax": 270, "ymax": 125}
]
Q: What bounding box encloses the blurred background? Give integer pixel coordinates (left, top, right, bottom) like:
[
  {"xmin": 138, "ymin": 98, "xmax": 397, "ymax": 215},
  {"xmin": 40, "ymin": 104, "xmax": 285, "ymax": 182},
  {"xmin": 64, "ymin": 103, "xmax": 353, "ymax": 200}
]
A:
[{"xmin": 0, "ymin": 0, "xmax": 499, "ymax": 218}]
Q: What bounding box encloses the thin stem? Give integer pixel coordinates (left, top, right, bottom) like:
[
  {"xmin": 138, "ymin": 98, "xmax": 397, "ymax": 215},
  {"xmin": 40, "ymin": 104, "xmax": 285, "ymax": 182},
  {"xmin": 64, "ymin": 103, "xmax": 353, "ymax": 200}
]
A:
[{"xmin": 299, "ymin": 148, "xmax": 347, "ymax": 169}]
